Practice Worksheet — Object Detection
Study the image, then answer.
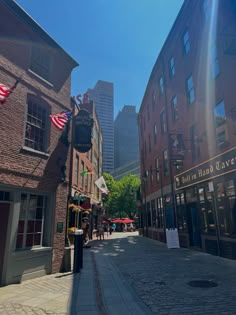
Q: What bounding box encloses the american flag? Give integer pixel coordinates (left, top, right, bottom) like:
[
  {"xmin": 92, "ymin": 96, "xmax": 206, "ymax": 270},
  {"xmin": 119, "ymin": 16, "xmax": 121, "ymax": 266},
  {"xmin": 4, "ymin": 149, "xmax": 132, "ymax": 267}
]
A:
[
  {"xmin": 0, "ymin": 80, "xmax": 20, "ymax": 104},
  {"xmin": 0, "ymin": 83, "xmax": 12, "ymax": 104},
  {"xmin": 50, "ymin": 111, "xmax": 72, "ymax": 131}
]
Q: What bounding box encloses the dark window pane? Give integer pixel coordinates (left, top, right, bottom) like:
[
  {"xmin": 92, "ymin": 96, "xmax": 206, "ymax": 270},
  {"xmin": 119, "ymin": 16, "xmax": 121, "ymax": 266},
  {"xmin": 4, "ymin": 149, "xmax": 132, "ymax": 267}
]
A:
[
  {"xmin": 36, "ymin": 208, "xmax": 43, "ymax": 219},
  {"xmin": 35, "ymin": 221, "xmax": 42, "ymax": 233},
  {"xmin": 34, "ymin": 233, "xmax": 41, "ymax": 246},
  {"xmin": 18, "ymin": 220, "xmax": 25, "ymax": 234},
  {"xmin": 26, "ymin": 234, "xmax": 34, "ymax": 247},
  {"xmin": 27, "ymin": 220, "xmax": 35, "ymax": 233},
  {"xmin": 16, "ymin": 234, "xmax": 23, "ymax": 249}
]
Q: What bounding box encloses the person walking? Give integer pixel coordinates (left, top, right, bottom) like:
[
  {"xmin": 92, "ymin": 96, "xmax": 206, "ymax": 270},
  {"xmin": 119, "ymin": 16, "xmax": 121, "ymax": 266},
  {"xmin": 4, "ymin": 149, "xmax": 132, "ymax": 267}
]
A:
[{"xmin": 97, "ymin": 224, "xmax": 104, "ymax": 240}]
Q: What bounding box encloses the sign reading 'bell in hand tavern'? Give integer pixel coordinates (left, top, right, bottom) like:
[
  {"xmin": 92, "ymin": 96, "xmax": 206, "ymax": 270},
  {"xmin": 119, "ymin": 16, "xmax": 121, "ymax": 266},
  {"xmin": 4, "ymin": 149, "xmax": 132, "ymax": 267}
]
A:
[{"xmin": 73, "ymin": 109, "xmax": 94, "ymax": 153}]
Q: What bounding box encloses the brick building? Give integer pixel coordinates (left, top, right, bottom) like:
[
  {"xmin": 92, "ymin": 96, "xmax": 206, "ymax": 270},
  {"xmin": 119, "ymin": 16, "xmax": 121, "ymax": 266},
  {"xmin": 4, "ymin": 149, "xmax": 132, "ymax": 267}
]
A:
[
  {"xmin": 138, "ymin": 0, "xmax": 236, "ymax": 258},
  {"xmin": 0, "ymin": 0, "xmax": 78, "ymax": 285},
  {"xmin": 69, "ymin": 99, "xmax": 103, "ymax": 234}
]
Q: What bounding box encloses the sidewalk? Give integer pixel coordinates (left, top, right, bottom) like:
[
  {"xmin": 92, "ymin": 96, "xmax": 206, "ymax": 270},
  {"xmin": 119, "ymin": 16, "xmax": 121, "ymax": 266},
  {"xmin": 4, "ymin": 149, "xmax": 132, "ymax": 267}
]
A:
[
  {"xmin": 0, "ymin": 232, "xmax": 149, "ymax": 315},
  {"xmin": 69, "ymin": 233, "xmax": 151, "ymax": 315},
  {"xmin": 2, "ymin": 232, "xmax": 236, "ymax": 314}
]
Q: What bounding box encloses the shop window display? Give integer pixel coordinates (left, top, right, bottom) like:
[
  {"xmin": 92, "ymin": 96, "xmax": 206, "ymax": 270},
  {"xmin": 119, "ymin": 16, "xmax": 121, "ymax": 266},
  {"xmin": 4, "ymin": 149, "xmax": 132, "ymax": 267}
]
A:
[{"xmin": 176, "ymin": 193, "xmax": 188, "ymax": 232}]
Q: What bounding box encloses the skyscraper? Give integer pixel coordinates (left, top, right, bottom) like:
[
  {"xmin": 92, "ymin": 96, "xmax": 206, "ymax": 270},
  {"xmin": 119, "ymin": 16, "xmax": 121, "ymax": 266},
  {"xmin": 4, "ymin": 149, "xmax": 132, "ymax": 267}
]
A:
[
  {"xmin": 114, "ymin": 105, "xmax": 139, "ymax": 169},
  {"xmin": 87, "ymin": 80, "xmax": 114, "ymax": 173}
]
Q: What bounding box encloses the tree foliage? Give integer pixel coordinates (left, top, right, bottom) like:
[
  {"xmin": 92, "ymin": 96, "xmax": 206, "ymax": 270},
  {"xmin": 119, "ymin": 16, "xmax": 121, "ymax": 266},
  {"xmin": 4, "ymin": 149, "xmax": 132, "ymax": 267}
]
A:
[{"xmin": 103, "ymin": 173, "xmax": 140, "ymax": 219}]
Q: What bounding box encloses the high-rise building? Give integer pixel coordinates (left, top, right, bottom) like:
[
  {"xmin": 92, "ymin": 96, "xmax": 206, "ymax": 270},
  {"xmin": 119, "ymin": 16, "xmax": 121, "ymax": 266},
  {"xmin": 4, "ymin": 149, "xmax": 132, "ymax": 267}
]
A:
[
  {"xmin": 87, "ymin": 81, "xmax": 114, "ymax": 173},
  {"xmin": 114, "ymin": 105, "xmax": 139, "ymax": 169}
]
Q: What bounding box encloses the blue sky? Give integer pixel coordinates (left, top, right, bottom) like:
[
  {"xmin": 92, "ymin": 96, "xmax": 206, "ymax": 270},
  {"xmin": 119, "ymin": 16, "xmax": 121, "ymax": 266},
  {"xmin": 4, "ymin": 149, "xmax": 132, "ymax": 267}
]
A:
[{"xmin": 16, "ymin": 0, "xmax": 183, "ymax": 118}]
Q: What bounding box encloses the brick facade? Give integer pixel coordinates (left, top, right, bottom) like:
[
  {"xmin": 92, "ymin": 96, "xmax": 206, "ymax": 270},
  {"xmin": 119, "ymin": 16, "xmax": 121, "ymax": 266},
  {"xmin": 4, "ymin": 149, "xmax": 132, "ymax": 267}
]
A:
[
  {"xmin": 138, "ymin": 0, "xmax": 236, "ymax": 258},
  {"xmin": 0, "ymin": 0, "xmax": 78, "ymax": 283}
]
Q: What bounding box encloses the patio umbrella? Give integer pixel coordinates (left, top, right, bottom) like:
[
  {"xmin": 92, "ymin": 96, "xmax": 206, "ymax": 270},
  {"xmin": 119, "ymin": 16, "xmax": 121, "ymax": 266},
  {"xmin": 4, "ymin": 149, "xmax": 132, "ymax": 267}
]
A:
[
  {"xmin": 111, "ymin": 219, "xmax": 123, "ymax": 223},
  {"xmin": 122, "ymin": 218, "xmax": 134, "ymax": 223}
]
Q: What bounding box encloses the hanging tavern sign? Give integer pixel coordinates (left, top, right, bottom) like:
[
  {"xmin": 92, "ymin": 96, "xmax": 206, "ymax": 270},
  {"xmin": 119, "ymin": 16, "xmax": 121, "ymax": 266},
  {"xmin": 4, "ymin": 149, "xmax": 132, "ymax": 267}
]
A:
[
  {"xmin": 175, "ymin": 147, "xmax": 236, "ymax": 190},
  {"xmin": 73, "ymin": 109, "xmax": 93, "ymax": 153}
]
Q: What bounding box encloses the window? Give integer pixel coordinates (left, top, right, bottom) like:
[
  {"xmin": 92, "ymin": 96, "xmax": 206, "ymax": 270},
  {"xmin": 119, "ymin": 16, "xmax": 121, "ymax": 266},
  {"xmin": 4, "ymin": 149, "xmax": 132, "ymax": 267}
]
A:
[
  {"xmin": 186, "ymin": 75, "xmax": 195, "ymax": 105},
  {"xmin": 155, "ymin": 158, "xmax": 160, "ymax": 183},
  {"xmin": 214, "ymin": 100, "xmax": 226, "ymax": 127},
  {"xmin": 169, "ymin": 57, "xmax": 175, "ymax": 77},
  {"xmin": 148, "ymin": 134, "xmax": 151, "ymax": 152},
  {"xmin": 93, "ymin": 126, "xmax": 98, "ymax": 144},
  {"xmin": 215, "ymin": 181, "xmax": 236, "ymax": 236},
  {"xmin": 183, "ymin": 30, "xmax": 190, "ymax": 54},
  {"xmin": 30, "ymin": 46, "xmax": 51, "ymax": 81},
  {"xmin": 156, "ymin": 197, "xmax": 164, "ymax": 228},
  {"xmin": 150, "ymin": 165, "xmax": 153, "ymax": 184},
  {"xmin": 171, "ymin": 96, "xmax": 178, "ymax": 121},
  {"xmin": 25, "ymin": 97, "xmax": 49, "ymax": 152},
  {"xmin": 159, "ymin": 76, "xmax": 164, "ymax": 95},
  {"xmin": 190, "ymin": 125, "xmax": 200, "ymax": 161},
  {"xmin": 216, "ymin": 130, "xmax": 227, "ymax": 147},
  {"xmin": 147, "ymin": 104, "xmax": 150, "ymax": 121},
  {"xmin": 176, "ymin": 193, "xmax": 188, "ymax": 232},
  {"xmin": 143, "ymin": 116, "xmax": 146, "ymax": 131},
  {"xmin": 232, "ymin": 109, "xmax": 236, "ymax": 134},
  {"xmin": 16, "ymin": 193, "xmax": 46, "ymax": 249},
  {"xmin": 80, "ymin": 161, "xmax": 84, "ymax": 188},
  {"xmin": 199, "ymin": 186, "xmax": 216, "ymax": 234},
  {"xmin": 94, "ymin": 153, "xmax": 98, "ymax": 175},
  {"xmin": 85, "ymin": 171, "xmax": 89, "ymax": 191},
  {"xmin": 0, "ymin": 191, "xmax": 10, "ymax": 201},
  {"xmin": 153, "ymin": 123, "xmax": 157, "ymax": 144},
  {"xmin": 152, "ymin": 91, "xmax": 156, "ymax": 111},
  {"xmin": 160, "ymin": 111, "xmax": 166, "ymax": 134},
  {"xmin": 74, "ymin": 156, "xmax": 79, "ymax": 186},
  {"xmin": 144, "ymin": 140, "xmax": 147, "ymax": 158},
  {"xmin": 163, "ymin": 149, "xmax": 169, "ymax": 176},
  {"xmin": 211, "ymin": 43, "xmax": 220, "ymax": 78},
  {"xmin": 151, "ymin": 200, "xmax": 156, "ymax": 227}
]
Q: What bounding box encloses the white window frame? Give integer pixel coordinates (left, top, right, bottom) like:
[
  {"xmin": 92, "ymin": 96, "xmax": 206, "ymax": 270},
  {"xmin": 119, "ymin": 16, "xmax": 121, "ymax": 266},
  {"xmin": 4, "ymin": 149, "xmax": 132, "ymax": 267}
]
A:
[{"xmin": 16, "ymin": 193, "xmax": 46, "ymax": 250}]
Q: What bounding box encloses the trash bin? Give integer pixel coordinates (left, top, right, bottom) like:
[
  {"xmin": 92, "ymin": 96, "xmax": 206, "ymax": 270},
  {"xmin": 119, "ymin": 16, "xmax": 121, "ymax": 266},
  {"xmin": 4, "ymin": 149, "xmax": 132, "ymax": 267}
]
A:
[{"xmin": 73, "ymin": 229, "xmax": 83, "ymax": 273}]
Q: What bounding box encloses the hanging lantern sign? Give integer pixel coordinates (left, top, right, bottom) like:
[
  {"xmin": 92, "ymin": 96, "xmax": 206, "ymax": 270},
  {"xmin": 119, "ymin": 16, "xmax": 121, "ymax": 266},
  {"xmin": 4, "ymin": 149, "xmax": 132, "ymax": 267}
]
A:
[{"xmin": 73, "ymin": 109, "xmax": 93, "ymax": 153}]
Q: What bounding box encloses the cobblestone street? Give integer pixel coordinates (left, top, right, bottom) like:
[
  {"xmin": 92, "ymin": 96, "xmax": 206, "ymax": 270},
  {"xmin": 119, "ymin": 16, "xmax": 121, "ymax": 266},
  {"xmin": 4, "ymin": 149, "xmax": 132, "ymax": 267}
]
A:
[
  {"xmin": 92, "ymin": 232, "xmax": 236, "ymax": 315},
  {"xmin": 1, "ymin": 232, "xmax": 236, "ymax": 314}
]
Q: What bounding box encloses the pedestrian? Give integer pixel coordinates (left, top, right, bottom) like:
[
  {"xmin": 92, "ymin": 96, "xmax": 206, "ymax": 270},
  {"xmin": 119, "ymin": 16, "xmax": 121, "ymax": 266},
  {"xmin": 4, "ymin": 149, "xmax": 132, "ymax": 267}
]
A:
[
  {"xmin": 109, "ymin": 226, "xmax": 113, "ymax": 235},
  {"xmin": 112, "ymin": 223, "xmax": 116, "ymax": 232},
  {"xmin": 98, "ymin": 225, "xmax": 104, "ymax": 240}
]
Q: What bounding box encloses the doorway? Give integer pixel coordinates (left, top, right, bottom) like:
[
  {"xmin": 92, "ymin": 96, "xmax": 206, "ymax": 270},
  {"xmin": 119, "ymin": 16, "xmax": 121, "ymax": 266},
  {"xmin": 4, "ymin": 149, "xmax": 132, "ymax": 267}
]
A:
[
  {"xmin": 0, "ymin": 203, "xmax": 10, "ymax": 285},
  {"xmin": 188, "ymin": 203, "xmax": 201, "ymax": 247}
]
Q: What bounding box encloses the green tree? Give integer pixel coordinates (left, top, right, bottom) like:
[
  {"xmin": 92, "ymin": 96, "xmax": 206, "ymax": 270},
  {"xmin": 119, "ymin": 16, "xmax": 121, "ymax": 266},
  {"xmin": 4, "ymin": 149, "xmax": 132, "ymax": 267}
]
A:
[
  {"xmin": 102, "ymin": 173, "xmax": 140, "ymax": 219},
  {"xmin": 117, "ymin": 174, "xmax": 140, "ymax": 219}
]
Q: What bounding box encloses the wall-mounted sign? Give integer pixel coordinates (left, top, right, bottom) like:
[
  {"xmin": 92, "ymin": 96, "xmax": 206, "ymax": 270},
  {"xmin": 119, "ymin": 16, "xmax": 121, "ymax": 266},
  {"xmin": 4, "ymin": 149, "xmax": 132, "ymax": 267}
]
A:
[
  {"xmin": 73, "ymin": 109, "xmax": 94, "ymax": 153},
  {"xmin": 175, "ymin": 147, "xmax": 236, "ymax": 190},
  {"xmin": 57, "ymin": 222, "xmax": 63, "ymax": 233}
]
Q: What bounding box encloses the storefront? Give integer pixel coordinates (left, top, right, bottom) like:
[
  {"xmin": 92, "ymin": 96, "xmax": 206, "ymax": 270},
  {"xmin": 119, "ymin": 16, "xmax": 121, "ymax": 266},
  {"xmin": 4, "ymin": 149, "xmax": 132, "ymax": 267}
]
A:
[
  {"xmin": 0, "ymin": 185, "xmax": 54, "ymax": 286},
  {"xmin": 175, "ymin": 147, "xmax": 236, "ymax": 259}
]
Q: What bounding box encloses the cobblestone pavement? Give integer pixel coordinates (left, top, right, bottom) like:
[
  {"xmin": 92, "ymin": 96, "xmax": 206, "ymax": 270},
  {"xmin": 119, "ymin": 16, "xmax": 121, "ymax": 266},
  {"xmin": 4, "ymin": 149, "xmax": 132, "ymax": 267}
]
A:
[
  {"xmin": 95, "ymin": 232, "xmax": 236, "ymax": 315},
  {"xmin": 0, "ymin": 272, "xmax": 75, "ymax": 314}
]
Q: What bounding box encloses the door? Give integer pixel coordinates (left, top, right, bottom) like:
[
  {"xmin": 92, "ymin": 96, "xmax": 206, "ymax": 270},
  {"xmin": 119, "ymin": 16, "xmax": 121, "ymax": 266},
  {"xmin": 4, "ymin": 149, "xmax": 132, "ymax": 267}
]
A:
[
  {"xmin": 189, "ymin": 203, "xmax": 201, "ymax": 247},
  {"xmin": 0, "ymin": 203, "xmax": 10, "ymax": 285}
]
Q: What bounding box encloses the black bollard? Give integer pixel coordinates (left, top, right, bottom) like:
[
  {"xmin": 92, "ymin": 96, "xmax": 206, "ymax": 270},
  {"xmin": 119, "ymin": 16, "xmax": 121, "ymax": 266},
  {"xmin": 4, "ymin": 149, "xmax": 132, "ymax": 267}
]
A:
[{"xmin": 73, "ymin": 229, "xmax": 83, "ymax": 273}]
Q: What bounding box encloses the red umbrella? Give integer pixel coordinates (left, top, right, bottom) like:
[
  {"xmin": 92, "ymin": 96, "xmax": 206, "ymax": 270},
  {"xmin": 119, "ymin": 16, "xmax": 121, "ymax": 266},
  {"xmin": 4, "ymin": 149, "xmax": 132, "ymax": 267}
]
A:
[
  {"xmin": 111, "ymin": 219, "xmax": 123, "ymax": 223},
  {"xmin": 122, "ymin": 219, "xmax": 134, "ymax": 223}
]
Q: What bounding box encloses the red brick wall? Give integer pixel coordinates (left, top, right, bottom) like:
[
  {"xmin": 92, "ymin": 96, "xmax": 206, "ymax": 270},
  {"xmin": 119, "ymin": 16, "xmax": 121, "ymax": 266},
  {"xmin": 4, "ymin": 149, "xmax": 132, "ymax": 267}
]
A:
[
  {"xmin": 0, "ymin": 2, "xmax": 77, "ymax": 273},
  {"xmin": 138, "ymin": 0, "xmax": 236, "ymax": 197}
]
